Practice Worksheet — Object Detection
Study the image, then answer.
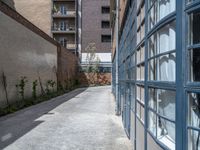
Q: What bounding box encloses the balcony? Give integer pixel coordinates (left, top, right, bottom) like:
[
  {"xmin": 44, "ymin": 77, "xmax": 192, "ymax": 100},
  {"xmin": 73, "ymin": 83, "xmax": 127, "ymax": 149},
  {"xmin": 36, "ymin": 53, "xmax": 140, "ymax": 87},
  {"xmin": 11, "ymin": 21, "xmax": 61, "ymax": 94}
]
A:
[
  {"xmin": 67, "ymin": 43, "xmax": 76, "ymax": 49},
  {"xmin": 52, "ymin": 10, "xmax": 76, "ymax": 18},
  {"xmin": 52, "ymin": 25, "xmax": 75, "ymax": 34},
  {"xmin": 58, "ymin": 41, "xmax": 76, "ymax": 49}
]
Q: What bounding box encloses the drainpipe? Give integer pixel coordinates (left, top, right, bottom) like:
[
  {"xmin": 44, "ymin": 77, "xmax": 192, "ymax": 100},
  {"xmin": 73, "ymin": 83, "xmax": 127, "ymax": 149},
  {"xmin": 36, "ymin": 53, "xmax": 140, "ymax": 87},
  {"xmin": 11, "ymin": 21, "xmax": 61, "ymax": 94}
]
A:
[{"xmin": 115, "ymin": 0, "xmax": 120, "ymax": 116}]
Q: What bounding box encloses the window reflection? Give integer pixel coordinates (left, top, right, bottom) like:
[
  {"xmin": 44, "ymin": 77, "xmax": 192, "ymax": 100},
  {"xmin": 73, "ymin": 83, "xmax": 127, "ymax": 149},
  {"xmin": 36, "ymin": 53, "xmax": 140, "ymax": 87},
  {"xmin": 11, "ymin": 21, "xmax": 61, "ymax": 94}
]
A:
[
  {"xmin": 148, "ymin": 0, "xmax": 176, "ymax": 30},
  {"xmin": 188, "ymin": 93, "xmax": 200, "ymax": 128},
  {"xmin": 189, "ymin": 11, "xmax": 200, "ymax": 45},
  {"xmin": 188, "ymin": 129, "xmax": 200, "ymax": 150},
  {"xmin": 148, "ymin": 88, "xmax": 176, "ymax": 150},
  {"xmin": 188, "ymin": 93, "xmax": 200, "ymax": 150},
  {"xmin": 190, "ymin": 48, "xmax": 200, "ymax": 82}
]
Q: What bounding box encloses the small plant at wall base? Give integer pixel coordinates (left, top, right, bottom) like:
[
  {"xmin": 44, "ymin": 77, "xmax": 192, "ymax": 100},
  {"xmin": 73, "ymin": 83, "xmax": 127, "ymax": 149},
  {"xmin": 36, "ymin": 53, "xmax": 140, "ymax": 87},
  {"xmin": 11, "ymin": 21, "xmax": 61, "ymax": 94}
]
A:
[
  {"xmin": 45, "ymin": 80, "xmax": 56, "ymax": 95},
  {"xmin": 32, "ymin": 80, "xmax": 38, "ymax": 100},
  {"xmin": 16, "ymin": 76, "xmax": 28, "ymax": 101},
  {"xmin": 1, "ymin": 72, "xmax": 10, "ymax": 107},
  {"xmin": 57, "ymin": 81, "xmax": 64, "ymax": 93}
]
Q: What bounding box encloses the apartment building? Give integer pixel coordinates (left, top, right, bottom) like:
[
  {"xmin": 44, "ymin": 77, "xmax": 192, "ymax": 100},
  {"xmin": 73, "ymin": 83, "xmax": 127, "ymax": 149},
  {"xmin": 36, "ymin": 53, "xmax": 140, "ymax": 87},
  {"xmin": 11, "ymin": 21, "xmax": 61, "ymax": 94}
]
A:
[
  {"xmin": 111, "ymin": 0, "xmax": 200, "ymax": 150},
  {"xmin": 52, "ymin": 0, "xmax": 77, "ymax": 53},
  {"xmin": 80, "ymin": 0, "xmax": 112, "ymax": 72},
  {"xmin": 2, "ymin": 0, "xmax": 78, "ymax": 54}
]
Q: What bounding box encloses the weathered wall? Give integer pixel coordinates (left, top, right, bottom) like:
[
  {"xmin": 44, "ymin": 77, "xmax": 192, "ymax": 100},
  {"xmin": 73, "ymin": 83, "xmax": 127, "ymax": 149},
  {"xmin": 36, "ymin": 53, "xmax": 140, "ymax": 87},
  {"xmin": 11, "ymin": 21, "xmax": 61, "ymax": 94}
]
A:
[
  {"xmin": 57, "ymin": 46, "xmax": 78, "ymax": 87},
  {"xmin": 0, "ymin": 6, "xmax": 57, "ymax": 107},
  {"xmin": 2, "ymin": 0, "xmax": 52, "ymax": 36}
]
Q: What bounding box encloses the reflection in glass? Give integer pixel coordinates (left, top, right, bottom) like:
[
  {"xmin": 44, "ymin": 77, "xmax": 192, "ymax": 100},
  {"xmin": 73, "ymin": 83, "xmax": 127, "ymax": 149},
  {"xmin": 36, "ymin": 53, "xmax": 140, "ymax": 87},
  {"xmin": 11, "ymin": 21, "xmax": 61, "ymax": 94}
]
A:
[
  {"xmin": 158, "ymin": 53, "xmax": 176, "ymax": 82},
  {"xmin": 188, "ymin": 93, "xmax": 200, "ymax": 128},
  {"xmin": 157, "ymin": 89, "xmax": 176, "ymax": 120},
  {"xmin": 188, "ymin": 129, "xmax": 200, "ymax": 150},
  {"xmin": 148, "ymin": 21, "xmax": 176, "ymax": 58},
  {"xmin": 149, "ymin": 59, "xmax": 157, "ymax": 80},
  {"xmin": 130, "ymin": 84, "xmax": 135, "ymax": 111},
  {"xmin": 148, "ymin": 0, "xmax": 176, "ymax": 30},
  {"xmin": 148, "ymin": 53, "xmax": 176, "ymax": 81},
  {"xmin": 148, "ymin": 88, "xmax": 176, "ymax": 120},
  {"xmin": 189, "ymin": 11, "xmax": 200, "ymax": 45},
  {"xmin": 148, "ymin": 111, "xmax": 157, "ymax": 136},
  {"xmin": 149, "ymin": 88, "xmax": 157, "ymax": 110},
  {"xmin": 190, "ymin": 48, "xmax": 200, "ymax": 82},
  {"xmin": 157, "ymin": 117, "xmax": 175, "ymax": 150}
]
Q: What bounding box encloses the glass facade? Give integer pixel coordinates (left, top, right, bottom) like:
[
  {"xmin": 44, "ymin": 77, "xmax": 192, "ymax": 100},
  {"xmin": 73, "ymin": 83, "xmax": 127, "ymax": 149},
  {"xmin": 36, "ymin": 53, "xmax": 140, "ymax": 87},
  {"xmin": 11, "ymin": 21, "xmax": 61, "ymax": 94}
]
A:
[
  {"xmin": 111, "ymin": 0, "xmax": 200, "ymax": 150},
  {"xmin": 187, "ymin": 5, "xmax": 200, "ymax": 150}
]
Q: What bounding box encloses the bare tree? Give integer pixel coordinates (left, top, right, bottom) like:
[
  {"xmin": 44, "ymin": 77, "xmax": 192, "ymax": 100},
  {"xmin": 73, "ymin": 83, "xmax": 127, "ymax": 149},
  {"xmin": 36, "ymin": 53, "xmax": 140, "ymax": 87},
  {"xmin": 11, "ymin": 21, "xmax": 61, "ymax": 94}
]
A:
[{"xmin": 84, "ymin": 43, "xmax": 101, "ymax": 85}]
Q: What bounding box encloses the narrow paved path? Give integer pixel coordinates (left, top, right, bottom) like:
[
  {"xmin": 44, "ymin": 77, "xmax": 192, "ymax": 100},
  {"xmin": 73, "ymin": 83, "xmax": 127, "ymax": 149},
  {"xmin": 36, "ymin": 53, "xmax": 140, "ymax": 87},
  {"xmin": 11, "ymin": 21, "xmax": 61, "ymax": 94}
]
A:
[{"xmin": 0, "ymin": 86, "xmax": 132, "ymax": 150}]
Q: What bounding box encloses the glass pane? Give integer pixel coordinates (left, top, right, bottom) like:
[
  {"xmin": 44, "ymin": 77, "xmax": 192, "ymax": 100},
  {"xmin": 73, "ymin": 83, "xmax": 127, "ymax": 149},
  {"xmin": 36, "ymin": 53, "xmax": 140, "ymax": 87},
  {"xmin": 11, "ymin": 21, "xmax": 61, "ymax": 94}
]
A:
[
  {"xmin": 137, "ymin": 102, "xmax": 141, "ymax": 117},
  {"xmin": 157, "ymin": 89, "xmax": 176, "ymax": 120},
  {"xmin": 141, "ymin": 106, "xmax": 145, "ymax": 122},
  {"xmin": 148, "ymin": 0, "xmax": 175, "ymax": 30},
  {"xmin": 141, "ymin": 64, "xmax": 145, "ymax": 81},
  {"xmin": 148, "ymin": 3, "xmax": 157, "ymax": 30},
  {"xmin": 149, "ymin": 88, "xmax": 157, "ymax": 110},
  {"xmin": 149, "ymin": 33, "xmax": 157, "ymax": 57},
  {"xmin": 137, "ymin": 49, "xmax": 141, "ymax": 64},
  {"xmin": 137, "ymin": 86, "xmax": 141, "ymax": 100},
  {"xmin": 189, "ymin": 11, "xmax": 200, "ymax": 45},
  {"xmin": 131, "ymin": 84, "xmax": 135, "ymax": 111},
  {"xmin": 141, "ymin": 86, "xmax": 145, "ymax": 104},
  {"xmin": 137, "ymin": 66, "xmax": 141, "ymax": 80},
  {"xmin": 190, "ymin": 48, "xmax": 200, "ymax": 82},
  {"xmin": 158, "ymin": 22, "xmax": 176, "ymax": 54},
  {"xmin": 158, "ymin": 53, "xmax": 176, "ymax": 82},
  {"xmin": 141, "ymin": 46, "xmax": 145, "ymax": 62},
  {"xmin": 188, "ymin": 93, "xmax": 200, "ymax": 127},
  {"xmin": 148, "ymin": 110, "xmax": 157, "ymax": 136},
  {"xmin": 148, "ymin": 58, "xmax": 157, "ymax": 80},
  {"xmin": 148, "ymin": 88, "xmax": 175, "ymax": 120},
  {"xmin": 188, "ymin": 129, "xmax": 200, "ymax": 150},
  {"xmin": 148, "ymin": 21, "xmax": 175, "ymax": 57},
  {"xmin": 141, "ymin": 23, "xmax": 145, "ymax": 40},
  {"xmin": 157, "ymin": 117, "xmax": 175, "ymax": 150}
]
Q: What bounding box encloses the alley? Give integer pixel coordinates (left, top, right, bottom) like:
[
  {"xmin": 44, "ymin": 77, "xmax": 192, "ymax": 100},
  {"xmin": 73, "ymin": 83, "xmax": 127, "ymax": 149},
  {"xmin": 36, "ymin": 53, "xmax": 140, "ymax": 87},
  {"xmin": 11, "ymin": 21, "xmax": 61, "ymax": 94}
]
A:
[{"xmin": 0, "ymin": 86, "xmax": 131, "ymax": 150}]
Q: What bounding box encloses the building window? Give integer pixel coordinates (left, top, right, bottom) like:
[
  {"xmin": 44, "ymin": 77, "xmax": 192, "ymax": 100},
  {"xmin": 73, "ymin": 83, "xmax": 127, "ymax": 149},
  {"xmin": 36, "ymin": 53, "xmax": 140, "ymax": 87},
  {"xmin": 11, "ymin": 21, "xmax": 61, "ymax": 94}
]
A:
[
  {"xmin": 188, "ymin": 10, "xmax": 200, "ymax": 82},
  {"xmin": 137, "ymin": 44, "xmax": 145, "ymax": 81},
  {"xmin": 101, "ymin": 35, "xmax": 111, "ymax": 42},
  {"xmin": 148, "ymin": 0, "xmax": 176, "ymax": 30},
  {"xmin": 137, "ymin": 2, "xmax": 145, "ymax": 44},
  {"xmin": 148, "ymin": 88, "xmax": 176, "ymax": 150},
  {"xmin": 102, "ymin": 6, "xmax": 110, "ymax": 14},
  {"xmin": 148, "ymin": 21, "xmax": 176, "ymax": 82},
  {"xmin": 188, "ymin": 92, "xmax": 200, "ymax": 150},
  {"xmin": 189, "ymin": 11, "xmax": 200, "ymax": 45},
  {"xmin": 101, "ymin": 21, "xmax": 110, "ymax": 28}
]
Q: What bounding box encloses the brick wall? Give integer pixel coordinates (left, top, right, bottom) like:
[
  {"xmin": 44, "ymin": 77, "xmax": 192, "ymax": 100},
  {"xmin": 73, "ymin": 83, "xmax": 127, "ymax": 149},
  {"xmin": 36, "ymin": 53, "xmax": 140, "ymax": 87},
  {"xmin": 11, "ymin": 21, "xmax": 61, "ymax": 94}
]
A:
[
  {"xmin": 82, "ymin": 0, "xmax": 111, "ymax": 53},
  {"xmin": 79, "ymin": 73, "xmax": 111, "ymax": 86},
  {"xmin": 57, "ymin": 46, "xmax": 78, "ymax": 87}
]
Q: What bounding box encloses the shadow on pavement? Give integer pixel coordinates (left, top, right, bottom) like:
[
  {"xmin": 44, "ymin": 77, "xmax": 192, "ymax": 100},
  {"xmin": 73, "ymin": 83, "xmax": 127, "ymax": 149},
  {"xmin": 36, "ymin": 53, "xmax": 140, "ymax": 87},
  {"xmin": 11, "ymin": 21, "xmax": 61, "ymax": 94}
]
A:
[{"xmin": 0, "ymin": 87, "xmax": 87, "ymax": 149}]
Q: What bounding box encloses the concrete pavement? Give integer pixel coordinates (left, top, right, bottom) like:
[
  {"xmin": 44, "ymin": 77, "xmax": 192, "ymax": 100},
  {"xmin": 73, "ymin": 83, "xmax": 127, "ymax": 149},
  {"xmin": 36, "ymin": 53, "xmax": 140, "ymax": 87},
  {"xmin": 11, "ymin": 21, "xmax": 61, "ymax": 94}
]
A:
[{"xmin": 0, "ymin": 86, "xmax": 132, "ymax": 150}]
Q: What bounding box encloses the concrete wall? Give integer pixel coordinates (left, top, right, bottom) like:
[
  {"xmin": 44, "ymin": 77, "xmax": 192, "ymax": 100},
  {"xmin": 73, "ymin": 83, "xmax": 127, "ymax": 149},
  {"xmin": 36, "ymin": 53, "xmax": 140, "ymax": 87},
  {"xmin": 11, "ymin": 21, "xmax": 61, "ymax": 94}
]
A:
[
  {"xmin": 0, "ymin": 9, "xmax": 57, "ymax": 107},
  {"xmin": 81, "ymin": 0, "xmax": 111, "ymax": 53},
  {"xmin": 2, "ymin": 0, "xmax": 52, "ymax": 36}
]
